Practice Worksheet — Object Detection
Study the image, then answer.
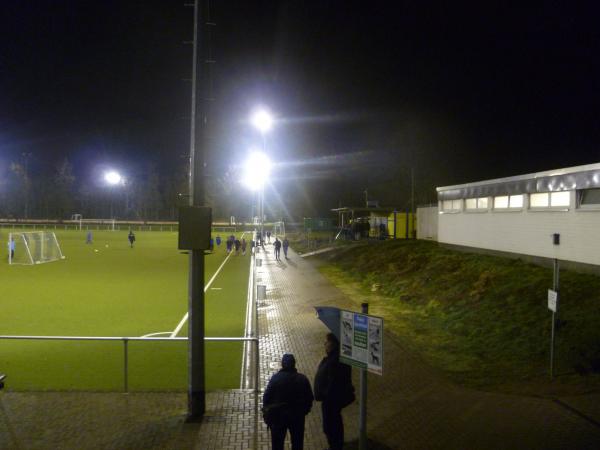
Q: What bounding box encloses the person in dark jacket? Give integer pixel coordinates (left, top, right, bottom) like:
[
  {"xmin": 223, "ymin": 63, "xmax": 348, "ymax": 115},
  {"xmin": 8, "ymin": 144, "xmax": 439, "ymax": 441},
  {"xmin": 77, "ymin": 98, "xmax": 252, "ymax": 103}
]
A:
[
  {"xmin": 263, "ymin": 353, "xmax": 314, "ymax": 450},
  {"xmin": 314, "ymin": 333, "xmax": 352, "ymax": 450},
  {"xmin": 282, "ymin": 237, "xmax": 289, "ymax": 259},
  {"xmin": 273, "ymin": 237, "xmax": 282, "ymax": 260},
  {"xmin": 128, "ymin": 230, "xmax": 136, "ymax": 248}
]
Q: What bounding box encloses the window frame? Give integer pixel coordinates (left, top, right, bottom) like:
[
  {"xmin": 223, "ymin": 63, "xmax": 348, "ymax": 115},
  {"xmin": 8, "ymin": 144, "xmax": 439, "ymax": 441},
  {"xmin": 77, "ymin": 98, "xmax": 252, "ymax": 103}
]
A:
[
  {"xmin": 465, "ymin": 196, "xmax": 489, "ymax": 213},
  {"xmin": 493, "ymin": 194, "xmax": 524, "ymax": 211},
  {"xmin": 529, "ymin": 191, "xmax": 571, "ymax": 211},
  {"xmin": 577, "ymin": 188, "xmax": 600, "ymax": 211}
]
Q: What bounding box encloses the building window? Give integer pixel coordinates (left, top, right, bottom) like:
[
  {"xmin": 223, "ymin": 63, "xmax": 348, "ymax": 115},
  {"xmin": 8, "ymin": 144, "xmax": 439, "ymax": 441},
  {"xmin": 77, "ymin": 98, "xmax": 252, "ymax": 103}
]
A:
[
  {"xmin": 494, "ymin": 194, "xmax": 523, "ymax": 210},
  {"xmin": 466, "ymin": 197, "xmax": 489, "ymax": 211},
  {"xmin": 530, "ymin": 193, "xmax": 549, "ymax": 208},
  {"xmin": 550, "ymin": 191, "xmax": 570, "ymax": 207},
  {"xmin": 510, "ymin": 195, "xmax": 523, "ymax": 208},
  {"xmin": 494, "ymin": 196, "xmax": 509, "ymax": 208},
  {"xmin": 578, "ymin": 188, "xmax": 600, "ymax": 209},
  {"xmin": 441, "ymin": 199, "xmax": 462, "ymax": 213},
  {"xmin": 530, "ymin": 191, "xmax": 570, "ymax": 210}
]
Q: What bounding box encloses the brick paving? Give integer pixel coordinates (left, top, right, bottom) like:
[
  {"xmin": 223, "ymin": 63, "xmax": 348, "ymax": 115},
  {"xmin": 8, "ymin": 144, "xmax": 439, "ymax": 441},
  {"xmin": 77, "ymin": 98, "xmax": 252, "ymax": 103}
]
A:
[{"xmin": 1, "ymin": 243, "xmax": 600, "ymax": 449}]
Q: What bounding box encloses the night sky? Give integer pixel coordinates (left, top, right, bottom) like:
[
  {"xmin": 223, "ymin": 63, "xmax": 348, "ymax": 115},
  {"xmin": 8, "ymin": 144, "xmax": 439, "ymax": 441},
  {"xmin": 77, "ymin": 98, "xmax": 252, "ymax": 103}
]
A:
[{"xmin": 3, "ymin": 1, "xmax": 600, "ymax": 217}]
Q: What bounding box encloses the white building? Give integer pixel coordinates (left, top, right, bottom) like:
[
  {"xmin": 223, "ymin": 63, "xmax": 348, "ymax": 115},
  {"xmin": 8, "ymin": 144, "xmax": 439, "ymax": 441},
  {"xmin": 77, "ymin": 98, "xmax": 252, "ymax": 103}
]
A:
[{"xmin": 436, "ymin": 162, "xmax": 600, "ymax": 268}]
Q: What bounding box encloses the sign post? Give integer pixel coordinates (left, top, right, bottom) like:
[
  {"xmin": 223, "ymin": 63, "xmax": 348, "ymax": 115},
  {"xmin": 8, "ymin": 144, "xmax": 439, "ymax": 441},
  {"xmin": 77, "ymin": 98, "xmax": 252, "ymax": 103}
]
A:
[
  {"xmin": 549, "ymin": 259, "xmax": 560, "ymax": 379},
  {"xmin": 338, "ymin": 304, "xmax": 384, "ymax": 450}
]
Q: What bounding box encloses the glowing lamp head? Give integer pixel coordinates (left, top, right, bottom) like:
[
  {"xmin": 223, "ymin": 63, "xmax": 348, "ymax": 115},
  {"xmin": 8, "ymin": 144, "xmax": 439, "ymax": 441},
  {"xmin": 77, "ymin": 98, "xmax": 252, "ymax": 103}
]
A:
[
  {"xmin": 250, "ymin": 109, "xmax": 273, "ymax": 133},
  {"xmin": 104, "ymin": 171, "xmax": 122, "ymax": 185},
  {"xmin": 242, "ymin": 151, "xmax": 272, "ymax": 191}
]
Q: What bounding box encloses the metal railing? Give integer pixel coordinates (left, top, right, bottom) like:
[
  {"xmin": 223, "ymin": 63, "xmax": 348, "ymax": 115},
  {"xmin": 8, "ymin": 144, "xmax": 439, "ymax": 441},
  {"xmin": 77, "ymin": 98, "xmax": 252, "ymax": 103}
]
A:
[
  {"xmin": 0, "ymin": 335, "xmax": 259, "ymax": 393},
  {"xmin": 0, "ymin": 223, "xmax": 178, "ymax": 232}
]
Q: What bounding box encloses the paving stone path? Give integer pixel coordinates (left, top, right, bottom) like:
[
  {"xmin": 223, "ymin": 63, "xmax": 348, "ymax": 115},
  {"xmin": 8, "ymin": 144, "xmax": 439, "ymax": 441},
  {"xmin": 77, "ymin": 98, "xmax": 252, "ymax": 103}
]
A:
[{"xmin": 1, "ymin": 243, "xmax": 600, "ymax": 449}]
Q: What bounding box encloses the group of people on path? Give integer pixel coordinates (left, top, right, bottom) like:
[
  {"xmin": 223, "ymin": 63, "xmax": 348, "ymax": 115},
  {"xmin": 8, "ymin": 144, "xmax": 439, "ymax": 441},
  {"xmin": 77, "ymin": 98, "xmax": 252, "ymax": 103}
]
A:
[
  {"xmin": 263, "ymin": 332, "xmax": 355, "ymax": 450},
  {"xmin": 269, "ymin": 235, "xmax": 290, "ymax": 261}
]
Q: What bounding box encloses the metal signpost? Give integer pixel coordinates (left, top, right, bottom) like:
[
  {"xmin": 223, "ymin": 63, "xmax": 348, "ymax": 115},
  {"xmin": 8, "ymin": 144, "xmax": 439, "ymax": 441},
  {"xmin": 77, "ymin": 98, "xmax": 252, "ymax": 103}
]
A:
[
  {"xmin": 549, "ymin": 258, "xmax": 560, "ymax": 379},
  {"xmin": 339, "ymin": 303, "xmax": 384, "ymax": 450}
]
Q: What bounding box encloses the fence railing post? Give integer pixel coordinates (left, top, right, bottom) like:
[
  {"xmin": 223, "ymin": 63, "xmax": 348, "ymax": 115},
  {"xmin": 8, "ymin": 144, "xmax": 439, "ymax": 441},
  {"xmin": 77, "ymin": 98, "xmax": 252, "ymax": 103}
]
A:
[{"xmin": 123, "ymin": 338, "xmax": 129, "ymax": 393}]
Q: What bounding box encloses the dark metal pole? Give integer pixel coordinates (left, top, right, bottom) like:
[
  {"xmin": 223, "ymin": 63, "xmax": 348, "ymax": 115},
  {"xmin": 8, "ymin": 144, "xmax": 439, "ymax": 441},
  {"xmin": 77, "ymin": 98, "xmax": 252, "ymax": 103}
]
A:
[
  {"xmin": 550, "ymin": 259, "xmax": 559, "ymax": 379},
  {"xmin": 187, "ymin": 0, "xmax": 210, "ymax": 420},
  {"xmin": 359, "ymin": 302, "xmax": 368, "ymax": 450},
  {"xmin": 411, "ymin": 167, "xmax": 415, "ymax": 239}
]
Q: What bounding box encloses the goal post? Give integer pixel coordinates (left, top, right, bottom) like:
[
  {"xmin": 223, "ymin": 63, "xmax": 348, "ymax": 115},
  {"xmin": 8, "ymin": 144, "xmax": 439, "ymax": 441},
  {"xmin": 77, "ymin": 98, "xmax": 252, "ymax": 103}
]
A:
[
  {"xmin": 71, "ymin": 214, "xmax": 83, "ymax": 230},
  {"xmin": 8, "ymin": 231, "xmax": 66, "ymax": 265}
]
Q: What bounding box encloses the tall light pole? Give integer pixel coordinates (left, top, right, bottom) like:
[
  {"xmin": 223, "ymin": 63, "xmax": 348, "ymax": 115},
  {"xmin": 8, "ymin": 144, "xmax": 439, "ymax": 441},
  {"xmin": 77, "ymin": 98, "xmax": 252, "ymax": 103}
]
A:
[
  {"xmin": 242, "ymin": 151, "xmax": 272, "ymax": 238},
  {"xmin": 250, "ymin": 108, "xmax": 273, "ymax": 239},
  {"xmin": 104, "ymin": 170, "xmax": 123, "ymax": 218}
]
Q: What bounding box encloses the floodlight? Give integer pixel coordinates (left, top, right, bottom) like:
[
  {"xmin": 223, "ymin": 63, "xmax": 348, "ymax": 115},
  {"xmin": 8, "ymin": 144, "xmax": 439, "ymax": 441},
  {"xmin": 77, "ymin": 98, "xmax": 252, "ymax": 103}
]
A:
[
  {"xmin": 250, "ymin": 109, "xmax": 273, "ymax": 133},
  {"xmin": 104, "ymin": 171, "xmax": 122, "ymax": 185},
  {"xmin": 242, "ymin": 151, "xmax": 272, "ymax": 191}
]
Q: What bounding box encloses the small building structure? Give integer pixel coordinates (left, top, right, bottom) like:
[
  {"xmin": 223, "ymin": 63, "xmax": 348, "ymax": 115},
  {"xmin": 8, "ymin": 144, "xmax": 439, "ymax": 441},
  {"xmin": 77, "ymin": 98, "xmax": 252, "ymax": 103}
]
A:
[
  {"xmin": 436, "ymin": 162, "xmax": 600, "ymax": 268},
  {"xmin": 332, "ymin": 206, "xmax": 415, "ymax": 240},
  {"xmin": 416, "ymin": 205, "xmax": 438, "ymax": 240}
]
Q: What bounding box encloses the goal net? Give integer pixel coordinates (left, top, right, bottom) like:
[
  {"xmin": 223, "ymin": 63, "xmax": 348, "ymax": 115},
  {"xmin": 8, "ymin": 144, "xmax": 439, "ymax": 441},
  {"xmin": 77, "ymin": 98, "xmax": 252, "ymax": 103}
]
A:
[{"xmin": 8, "ymin": 231, "xmax": 66, "ymax": 265}]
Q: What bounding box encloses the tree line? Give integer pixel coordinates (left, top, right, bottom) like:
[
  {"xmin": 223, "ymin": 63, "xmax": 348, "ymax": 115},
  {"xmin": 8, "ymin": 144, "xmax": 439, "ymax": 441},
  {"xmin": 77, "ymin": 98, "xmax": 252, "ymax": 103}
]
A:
[
  {"xmin": 0, "ymin": 158, "xmax": 191, "ymax": 221},
  {"xmin": 0, "ymin": 157, "xmax": 258, "ymax": 222}
]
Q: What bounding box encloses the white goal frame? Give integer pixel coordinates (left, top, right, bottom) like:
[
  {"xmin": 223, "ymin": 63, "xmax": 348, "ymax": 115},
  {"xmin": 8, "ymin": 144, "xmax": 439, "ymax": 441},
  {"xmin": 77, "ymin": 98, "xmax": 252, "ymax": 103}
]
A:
[
  {"xmin": 71, "ymin": 214, "xmax": 83, "ymax": 230},
  {"xmin": 8, "ymin": 231, "xmax": 66, "ymax": 265}
]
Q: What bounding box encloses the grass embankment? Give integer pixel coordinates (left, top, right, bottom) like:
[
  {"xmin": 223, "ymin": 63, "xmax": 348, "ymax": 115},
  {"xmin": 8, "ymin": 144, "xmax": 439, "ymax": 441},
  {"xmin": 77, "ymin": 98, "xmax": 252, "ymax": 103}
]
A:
[{"xmin": 316, "ymin": 239, "xmax": 600, "ymax": 396}]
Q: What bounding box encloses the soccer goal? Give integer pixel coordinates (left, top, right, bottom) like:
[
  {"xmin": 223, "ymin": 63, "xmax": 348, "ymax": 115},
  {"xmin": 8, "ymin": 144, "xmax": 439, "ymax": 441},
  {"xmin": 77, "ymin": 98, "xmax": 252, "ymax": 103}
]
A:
[
  {"xmin": 8, "ymin": 231, "xmax": 66, "ymax": 265},
  {"xmin": 71, "ymin": 214, "xmax": 83, "ymax": 230},
  {"xmin": 273, "ymin": 221, "xmax": 285, "ymax": 238}
]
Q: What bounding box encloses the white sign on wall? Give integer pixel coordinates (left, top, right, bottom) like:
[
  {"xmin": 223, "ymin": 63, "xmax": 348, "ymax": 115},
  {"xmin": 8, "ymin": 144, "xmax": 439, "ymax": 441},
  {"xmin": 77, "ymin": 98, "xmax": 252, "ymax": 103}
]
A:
[
  {"xmin": 548, "ymin": 289, "xmax": 558, "ymax": 313},
  {"xmin": 340, "ymin": 310, "xmax": 383, "ymax": 375}
]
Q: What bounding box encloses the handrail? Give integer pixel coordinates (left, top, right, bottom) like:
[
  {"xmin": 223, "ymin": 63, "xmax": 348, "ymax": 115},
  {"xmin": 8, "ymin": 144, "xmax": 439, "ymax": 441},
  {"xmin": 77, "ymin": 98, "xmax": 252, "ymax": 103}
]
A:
[
  {"xmin": 0, "ymin": 335, "xmax": 256, "ymax": 341},
  {"xmin": 0, "ymin": 335, "xmax": 259, "ymax": 393}
]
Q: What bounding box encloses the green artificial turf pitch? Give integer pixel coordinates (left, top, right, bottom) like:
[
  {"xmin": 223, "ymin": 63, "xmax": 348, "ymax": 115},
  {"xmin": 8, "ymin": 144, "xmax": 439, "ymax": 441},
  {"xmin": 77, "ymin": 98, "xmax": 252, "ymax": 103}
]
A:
[{"xmin": 0, "ymin": 229, "xmax": 251, "ymax": 391}]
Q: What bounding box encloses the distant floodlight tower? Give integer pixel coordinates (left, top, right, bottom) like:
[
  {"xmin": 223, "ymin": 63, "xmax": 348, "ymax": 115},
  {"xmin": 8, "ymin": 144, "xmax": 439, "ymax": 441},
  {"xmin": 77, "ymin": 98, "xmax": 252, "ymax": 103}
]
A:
[
  {"xmin": 243, "ymin": 151, "xmax": 272, "ymax": 243},
  {"xmin": 242, "ymin": 151, "xmax": 272, "ymax": 191},
  {"xmin": 104, "ymin": 170, "xmax": 122, "ymax": 186},
  {"xmin": 250, "ymin": 107, "xmax": 274, "ymax": 240},
  {"xmin": 250, "ymin": 108, "xmax": 273, "ymax": 133},
  {"xmin": 104, "ymin": 170, "xmax": 123, "ymax": 219}
]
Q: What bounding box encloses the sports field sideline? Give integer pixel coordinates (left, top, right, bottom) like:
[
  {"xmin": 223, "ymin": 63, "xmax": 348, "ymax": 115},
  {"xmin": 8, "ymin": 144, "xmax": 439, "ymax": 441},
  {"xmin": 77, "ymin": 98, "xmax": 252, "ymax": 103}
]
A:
[{"xmin": 0, "ymin": 228, "xmax": 251, "ymax": 391}]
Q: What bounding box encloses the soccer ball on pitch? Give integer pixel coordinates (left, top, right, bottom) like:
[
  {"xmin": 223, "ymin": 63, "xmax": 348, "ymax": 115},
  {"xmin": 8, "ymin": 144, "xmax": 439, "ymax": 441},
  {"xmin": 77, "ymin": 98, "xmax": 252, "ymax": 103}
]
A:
[{"xmin": 94, "ymin": 249, "xmax": 99, "ymax": 253}]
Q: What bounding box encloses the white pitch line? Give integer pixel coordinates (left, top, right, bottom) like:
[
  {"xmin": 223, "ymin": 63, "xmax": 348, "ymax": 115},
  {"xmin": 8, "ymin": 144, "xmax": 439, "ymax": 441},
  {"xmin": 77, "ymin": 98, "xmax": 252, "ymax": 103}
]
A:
[
  {"xmin": 169, "ymin": 232, "xmax": 246, "ymax": 338},
  {"xmin": 142, "ymin": 331, "xmax": 172, "ymax": 338}
]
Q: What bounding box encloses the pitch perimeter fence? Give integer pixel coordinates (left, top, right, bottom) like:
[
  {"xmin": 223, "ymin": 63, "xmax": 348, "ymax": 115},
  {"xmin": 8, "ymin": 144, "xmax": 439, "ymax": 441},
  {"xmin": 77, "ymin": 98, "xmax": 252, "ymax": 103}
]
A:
[
  {"xmin": 0, "ymin": 335, "xmax": 259, "ymax": 393},
  {"xmin": 0, "ymin": 223, "xmax": 257, "ymax": 233}
]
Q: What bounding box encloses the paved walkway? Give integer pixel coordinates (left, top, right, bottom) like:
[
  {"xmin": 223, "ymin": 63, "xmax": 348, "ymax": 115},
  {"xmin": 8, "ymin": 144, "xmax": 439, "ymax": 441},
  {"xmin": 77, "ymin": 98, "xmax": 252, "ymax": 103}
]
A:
[{"xmin": 2, "ymin": 244, "xmax": 600, "ymax": 449}]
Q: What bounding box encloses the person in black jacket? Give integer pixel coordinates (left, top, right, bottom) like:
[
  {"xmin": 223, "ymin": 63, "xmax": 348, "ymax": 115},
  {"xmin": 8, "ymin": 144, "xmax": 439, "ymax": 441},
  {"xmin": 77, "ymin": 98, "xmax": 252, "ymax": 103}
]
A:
[
  {"xmin": 263, "ymin": 353, "xmax": 314, "ymax": 450},
  {"xmin": 274, "ymin": 237, "xmax": 282, "ymax": 260},
  {"xmin": 314, "ymin": 332, "xmax": 352, "ymax": 450},
  {"xmin": 128, "ymin": 230, "xmax": 136, "ymax": 248}
]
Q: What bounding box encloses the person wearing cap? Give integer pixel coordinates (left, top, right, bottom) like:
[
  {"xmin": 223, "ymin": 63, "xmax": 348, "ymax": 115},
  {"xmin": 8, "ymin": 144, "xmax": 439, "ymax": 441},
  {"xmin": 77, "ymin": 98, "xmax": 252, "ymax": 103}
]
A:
[
  {"xmin": 314, "ymin": 332, "xmax": 353, "ymax": 450},
  {"xmin": 263, "ymin": 353, "xmax": 314, "ymax": 450}
]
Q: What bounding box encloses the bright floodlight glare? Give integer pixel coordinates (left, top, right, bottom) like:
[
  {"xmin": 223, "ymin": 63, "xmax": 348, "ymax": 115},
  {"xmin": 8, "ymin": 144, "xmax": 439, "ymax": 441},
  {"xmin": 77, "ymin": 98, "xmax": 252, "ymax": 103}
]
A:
[
  {"xmin": 104, "ymin": 171, "xmax": 122, "ymax": 185},
  {"xmin": 250, "ymin": 109, "xmax": 273, "ymax": 133},
  {"xmin": 242, "ymin": 151, "xmax": 272, "ymax": 190}
]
